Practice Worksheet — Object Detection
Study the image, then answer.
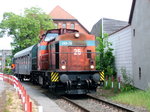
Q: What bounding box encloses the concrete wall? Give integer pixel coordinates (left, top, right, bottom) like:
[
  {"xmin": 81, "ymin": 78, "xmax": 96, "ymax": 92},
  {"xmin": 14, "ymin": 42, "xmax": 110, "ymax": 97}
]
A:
[
  {"xmin": 131, "ymin": 0, "xmax": 150, "ymax": 90},
  {"xmin": 108, "ymin": 26, "xmax": 132, "ymax": 79}
]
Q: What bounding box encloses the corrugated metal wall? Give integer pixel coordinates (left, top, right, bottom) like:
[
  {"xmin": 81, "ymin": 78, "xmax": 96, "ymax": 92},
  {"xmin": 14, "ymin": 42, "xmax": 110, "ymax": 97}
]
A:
[{"xmin": 108, "ymin": 26, "xmax": 132, "ymax": 79}]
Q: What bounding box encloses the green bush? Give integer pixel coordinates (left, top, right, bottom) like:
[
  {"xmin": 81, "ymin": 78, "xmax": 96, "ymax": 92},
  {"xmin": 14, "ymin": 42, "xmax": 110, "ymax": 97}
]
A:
[
  {"xmin": 3, "ymin": 68, "xmax": 12, "ymax": 75},
  {"xmin": 121, "ymin": 84, "xmax": 136, "ymax": 92},
  {"xmin": 96, "ymin": 34, "xmax": 116, "ymax": 78}
]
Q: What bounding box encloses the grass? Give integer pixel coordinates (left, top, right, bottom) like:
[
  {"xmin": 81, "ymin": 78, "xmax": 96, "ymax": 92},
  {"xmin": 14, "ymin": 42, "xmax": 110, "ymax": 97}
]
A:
[{"xmin": 111, "ymin": 89, "xmax": 150, "ymax": 111}]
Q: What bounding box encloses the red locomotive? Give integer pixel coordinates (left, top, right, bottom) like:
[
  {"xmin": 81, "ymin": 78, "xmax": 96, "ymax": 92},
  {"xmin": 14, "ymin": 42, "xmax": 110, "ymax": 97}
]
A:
[{"xmin": 13, "ymin": 28, "xmax": 102, "ymax": 94}]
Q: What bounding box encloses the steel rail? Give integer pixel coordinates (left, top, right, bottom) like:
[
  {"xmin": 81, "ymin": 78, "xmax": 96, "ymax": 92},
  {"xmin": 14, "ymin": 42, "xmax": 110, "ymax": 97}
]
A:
[
  {"xmin": 62, "ymin": 96, "xmax": 90, "ymax": 112},
  {"xmin": 87, "ymin": 95, "xmax": 134, "ymax": 112}
]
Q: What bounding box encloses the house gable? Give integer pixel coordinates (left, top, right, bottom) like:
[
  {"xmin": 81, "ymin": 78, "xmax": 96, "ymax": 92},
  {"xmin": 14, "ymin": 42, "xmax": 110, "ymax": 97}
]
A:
[{"xmin": 49, "ymin": 6, "xmax": 89, "ymax": 34}]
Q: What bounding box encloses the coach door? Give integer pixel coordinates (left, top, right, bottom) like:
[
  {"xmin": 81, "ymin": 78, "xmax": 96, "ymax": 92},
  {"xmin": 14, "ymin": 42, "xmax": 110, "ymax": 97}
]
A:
[{"xmin": 68, "ymin": 47, "xmax": 85, "ymax": 71}]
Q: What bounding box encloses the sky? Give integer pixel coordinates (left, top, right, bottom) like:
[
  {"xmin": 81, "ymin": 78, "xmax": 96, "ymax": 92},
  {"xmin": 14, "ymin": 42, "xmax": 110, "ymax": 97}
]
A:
[{"xmin": 0, "ymin": 0, "xmax": 132, "ymax": 50}]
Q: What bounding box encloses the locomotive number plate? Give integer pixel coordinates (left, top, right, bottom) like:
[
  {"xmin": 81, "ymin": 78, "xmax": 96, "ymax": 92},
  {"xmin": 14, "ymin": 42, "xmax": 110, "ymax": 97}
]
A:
[
  {"xmin": 74, "ymin": 49, "xmax": 81, "ymax": 55},
  {"xmin": 60, "ymin": 41, "xmax": 72, "ymax": 46}
]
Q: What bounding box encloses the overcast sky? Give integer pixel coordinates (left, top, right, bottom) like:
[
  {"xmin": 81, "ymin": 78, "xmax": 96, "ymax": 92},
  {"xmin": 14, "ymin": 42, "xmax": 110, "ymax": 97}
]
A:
[{"xmin": 0, "ymin": 0, "xmax": 132, "ymax": 50}]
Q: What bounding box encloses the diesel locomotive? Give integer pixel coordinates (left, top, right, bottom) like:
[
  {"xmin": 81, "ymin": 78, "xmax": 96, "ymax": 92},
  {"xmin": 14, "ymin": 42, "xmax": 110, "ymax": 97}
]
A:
[{"xmin": 13, "ymin": 28, "xmax": 102, "ymax": 94}]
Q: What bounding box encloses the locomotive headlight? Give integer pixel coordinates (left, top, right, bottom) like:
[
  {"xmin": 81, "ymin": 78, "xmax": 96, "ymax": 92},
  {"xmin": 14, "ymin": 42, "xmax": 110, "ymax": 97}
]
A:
[
  {"xmin": 93, "ymin": 73, "xmax": 100, "ymax": 82},
  {"xmin": 75, "ymin": 33, "xmax": 80, "ymax": 38},
  {"xmin": 90, "ymin": 65, "xmax": 95, "ymax": 69},
  {"xmin": 61, "ymin": 65, "xmax": 66, "ymax": 69}
]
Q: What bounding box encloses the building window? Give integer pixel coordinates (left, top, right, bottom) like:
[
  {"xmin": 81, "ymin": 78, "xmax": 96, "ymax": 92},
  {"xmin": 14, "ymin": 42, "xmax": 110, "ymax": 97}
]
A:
[
  {"xmin": 62, "ymin": 23, "xmax": 66, "ymax": 28},
  {"xmin": 133, "ymin": 29, "xmax": 135, "ymax": 36},
  {"xmin": 70, "ymin": 23, "xmax": 75, "ymax": 29},
  {"xmin": 54, "ymin": 23, "xmax": 58, "ymax": 28},
  {"xmin": 139, "ymin": 67, "xmax": 141, "ymax": 80}
]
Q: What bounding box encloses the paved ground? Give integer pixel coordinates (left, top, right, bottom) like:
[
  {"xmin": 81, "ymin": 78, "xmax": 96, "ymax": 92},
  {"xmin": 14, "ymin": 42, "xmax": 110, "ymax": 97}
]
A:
[
  {"xmin": 0, "ymin": 80, "xmax": 6, "ymax": 94},
  {"xmin": 22, "ymin": 82, "xmax": 66, "ymax": 112}
]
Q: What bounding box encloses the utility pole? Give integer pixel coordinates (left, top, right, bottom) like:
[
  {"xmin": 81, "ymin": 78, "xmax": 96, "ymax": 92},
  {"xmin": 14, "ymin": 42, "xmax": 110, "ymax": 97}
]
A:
[{"xmin": 101, "ymin": 17, "xmax": 104, "ymax": 38}]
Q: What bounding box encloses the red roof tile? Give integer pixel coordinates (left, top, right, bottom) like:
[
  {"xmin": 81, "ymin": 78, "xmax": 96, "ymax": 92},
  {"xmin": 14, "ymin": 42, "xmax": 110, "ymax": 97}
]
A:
[{"xmin": 49, "ymin": 5, "xmax": 76, "ymax": 20}]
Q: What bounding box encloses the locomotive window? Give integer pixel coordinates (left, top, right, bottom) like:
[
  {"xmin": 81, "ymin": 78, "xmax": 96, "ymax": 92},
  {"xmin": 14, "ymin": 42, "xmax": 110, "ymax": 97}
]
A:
[
  {"xmin": 87, "ymin": 50, "xmax": 91, "ymax": 58},
  {"xmin": 45, "ymin": 33, "xmax": 58, "ymax": 42}
]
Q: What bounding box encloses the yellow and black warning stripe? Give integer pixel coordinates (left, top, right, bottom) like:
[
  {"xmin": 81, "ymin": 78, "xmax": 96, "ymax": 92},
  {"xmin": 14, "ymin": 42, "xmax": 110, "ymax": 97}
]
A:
[
  {"xmin": 51, "ymin": 72, "xmax": 59, "ymax": 82},
  {"xmin": 99, "ymin": 71, "xmax": 105, "ymax": 81}
]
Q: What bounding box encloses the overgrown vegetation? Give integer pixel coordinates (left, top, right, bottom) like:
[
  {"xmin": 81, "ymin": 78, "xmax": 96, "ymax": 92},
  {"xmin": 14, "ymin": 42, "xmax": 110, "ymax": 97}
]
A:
[
  {"xmin": 120, "ymin": 68, "xmax": 136, "ymax": 92},
  {"xmin": 3, "ymin": 56, "xmax": 13, "ymax": 75},
  {"xmin": 96, "ymin": 33, "xmax": 136, "ymax": 93},
  {"xmin": 103, "ymin": 68, "xmax": 136, "ymax": 93},
  {"xmin": 111, "ymin": 89, "xmax": 150, "ymax": 111},
  {"xmin": 102, "ymin": 68, "xmax": 148, "ymax": 111},
  {"xmin": 0, "ymin": 7, "xmax": 55, "ymax": 55},
  {"xmin": 104, "ymin": 78, "xmax": 119, "ymax": 93},
  {"xmin": 96, "ymin": 33, "xmax": 116, "ymax": 77},
  {"xmin": 3, "ymin": 68, "xmax": 12, "ymax": 75}
]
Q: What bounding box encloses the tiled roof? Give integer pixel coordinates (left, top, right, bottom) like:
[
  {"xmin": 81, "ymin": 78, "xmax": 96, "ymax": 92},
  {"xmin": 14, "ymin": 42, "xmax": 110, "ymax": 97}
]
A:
[{"xmin": 49, "ymin": 5, "xmax": 76, "ymax": 20}]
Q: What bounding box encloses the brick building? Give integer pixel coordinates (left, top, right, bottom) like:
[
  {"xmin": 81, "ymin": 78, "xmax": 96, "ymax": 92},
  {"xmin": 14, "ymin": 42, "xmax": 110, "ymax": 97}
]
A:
[{"xmin": 49, "ymin": 6, "xmax": 89, "ymax": 34}]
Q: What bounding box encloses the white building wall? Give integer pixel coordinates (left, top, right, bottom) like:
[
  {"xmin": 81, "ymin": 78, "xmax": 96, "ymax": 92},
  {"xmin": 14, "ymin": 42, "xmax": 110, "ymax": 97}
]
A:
[
  {"xmin": 131, "ymin": 0, "xmax": 150, "ymax": 90},
  {"xmin": 108, "ymin": 26, "xmax": 132, "ymax": 78}
]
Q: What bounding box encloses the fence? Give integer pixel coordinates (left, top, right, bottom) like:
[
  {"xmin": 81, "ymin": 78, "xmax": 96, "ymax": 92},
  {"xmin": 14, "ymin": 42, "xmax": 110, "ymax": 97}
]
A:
[{"xmin": 0, "ymin": 73, "xmax": 32, "ymax": 112}]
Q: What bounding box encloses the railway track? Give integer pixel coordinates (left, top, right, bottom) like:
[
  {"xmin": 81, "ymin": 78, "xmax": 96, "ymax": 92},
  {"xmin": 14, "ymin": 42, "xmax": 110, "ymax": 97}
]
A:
[{"xmin": 61, "ymin": 95, "xmax": 135, "ymax": 112}]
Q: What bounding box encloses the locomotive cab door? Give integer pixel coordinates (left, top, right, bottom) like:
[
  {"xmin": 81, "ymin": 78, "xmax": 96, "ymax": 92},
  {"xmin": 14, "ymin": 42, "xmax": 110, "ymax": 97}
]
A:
[{"xmin": 55, "ymin": 42, "xmax": 59, "ymax": 69}]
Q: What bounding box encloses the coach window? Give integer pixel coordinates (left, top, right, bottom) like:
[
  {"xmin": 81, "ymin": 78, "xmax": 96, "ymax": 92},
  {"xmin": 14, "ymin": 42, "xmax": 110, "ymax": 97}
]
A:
[
  {"xmin": 70, "ymin": 23, "xmax": 75, "ymax": 29},
  {"xmin": 62, "ymin": 23, "xmax": 66, "ymax": 28}
]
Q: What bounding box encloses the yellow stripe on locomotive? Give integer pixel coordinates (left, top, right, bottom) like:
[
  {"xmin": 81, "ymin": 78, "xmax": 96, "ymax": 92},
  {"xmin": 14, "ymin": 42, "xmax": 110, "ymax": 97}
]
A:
[
  {"xmin": 99, "ymin": 71, "xmax": 105, "ymax": 81},
  {"xmin": 51, "ymin": 72, "xmax": 59, "ymax": 82}
]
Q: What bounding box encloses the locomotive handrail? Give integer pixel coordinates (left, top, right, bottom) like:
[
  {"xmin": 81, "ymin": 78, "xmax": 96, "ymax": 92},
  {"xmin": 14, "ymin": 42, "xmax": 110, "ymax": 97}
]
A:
[{"xmin": 50, "ymin": 52, "xmax": 101, "ymax": 54}]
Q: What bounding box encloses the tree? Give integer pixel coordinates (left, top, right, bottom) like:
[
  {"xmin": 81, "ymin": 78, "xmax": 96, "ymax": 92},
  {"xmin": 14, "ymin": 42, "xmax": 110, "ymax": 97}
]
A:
[
  {"xmin": 0, "ymin": 7, "xmax": 55, "ymax": 55},
  {"xmin": 96, "ymin": 34, "xmax": 116, "ymax": 77}
]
